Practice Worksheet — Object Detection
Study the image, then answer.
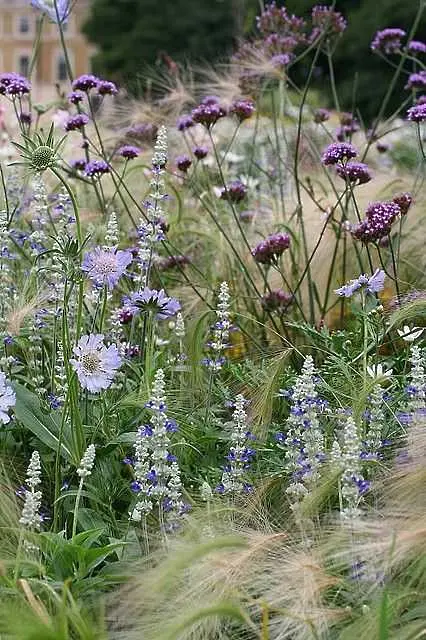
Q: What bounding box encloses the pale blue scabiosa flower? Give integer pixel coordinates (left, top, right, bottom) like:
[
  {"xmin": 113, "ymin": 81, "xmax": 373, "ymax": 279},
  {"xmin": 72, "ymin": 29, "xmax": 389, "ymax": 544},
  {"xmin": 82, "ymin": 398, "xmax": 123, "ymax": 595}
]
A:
[
  {"xmin": 31, "ymin": 0, "xmax": 70, "ymax": 23},
  {"xmin": 334, "ymin": 269, "xmax": 385, "ymax": 297},
  {"xmin": 81, "ymin": 246, "xmax": 132, "ymax": 289},
  {"xmin": 280, "ymin": 355, "xmax": 326, "ymax": 502},
  {"xmin": 203, "ymin": 281, "xmax": 232, "ymax": 371},
  {"xmin": 331, "ymin": 415, "xmax": 369, "ymax": 519},
  {"xmin": 0, "ymin": 371, "xmax": 15, "ymax": 424},
  {"xmin": 19, "ymin": 451, "xmax": 42, "ymax": 529},
  {"xmin": 122, "ymin": 288, "xmax": 180, "ymax": 320},
  {"xmin": 216, "ymin": 394, "xmax": 255, "ymax": 495},
  {"xmin": 70, "ymin": 334, "xmax": 121, "ymax": 393},
  {"xmin": 130, "ymin": 369, "xmax": 186, "ymax": 526}
]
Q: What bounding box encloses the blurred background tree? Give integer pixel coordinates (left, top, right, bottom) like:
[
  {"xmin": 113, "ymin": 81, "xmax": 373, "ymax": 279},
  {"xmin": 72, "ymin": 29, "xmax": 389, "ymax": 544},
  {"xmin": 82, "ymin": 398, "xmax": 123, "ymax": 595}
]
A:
[{"xmin": 84, "ymin": 0, "xmax": 426, "ymax": 119}]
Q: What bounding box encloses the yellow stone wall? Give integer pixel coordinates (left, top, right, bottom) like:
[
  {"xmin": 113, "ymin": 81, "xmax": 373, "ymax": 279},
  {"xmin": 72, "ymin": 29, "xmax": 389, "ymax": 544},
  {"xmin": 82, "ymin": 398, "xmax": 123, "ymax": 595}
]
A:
[{"xmin": 0, "ymin": 1, "xmax": 94, "ymax": 86}]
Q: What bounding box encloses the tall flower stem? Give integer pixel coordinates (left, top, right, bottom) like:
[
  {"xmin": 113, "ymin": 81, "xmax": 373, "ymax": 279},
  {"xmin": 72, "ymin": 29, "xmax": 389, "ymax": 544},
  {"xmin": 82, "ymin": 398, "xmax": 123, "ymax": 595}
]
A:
[{"xmin": 72, "ymin": 477, "xmax": 84, "ymax": 539}]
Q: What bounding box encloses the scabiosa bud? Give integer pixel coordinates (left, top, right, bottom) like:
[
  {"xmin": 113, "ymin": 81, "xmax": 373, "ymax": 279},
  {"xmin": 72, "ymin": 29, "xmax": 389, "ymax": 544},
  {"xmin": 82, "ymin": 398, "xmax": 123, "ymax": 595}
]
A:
[
  {"xmin": 321, "ymin": 141, "xmax": 358, "ymax": 165},
  {"xmin": 252, "ymin": 232, "xmax": 290, "ymax": 264},
  {"xmin": 352, "ymin": 201, "xmax": 401, "ymax": 243},
  {"xmin": 84, "ymin": 159, "xmax": 110, "ymax": 178},
  {"xmin": 230, "ymin": 99, "xmax": 255, "ymax": 121},
  {"xmin": 220, "ymin": 180, "xmax": 247, "ymax": 203},
  {"xmin": 405, "ymin": 71, "xmax": 426, "ymax": 90},
  {"xmin": 117, "ymin": 145, "xmax": 141, "ymax": 159},
  {"xmin": 0, "ymin": 72, "xmax": 31, "ymax": 96},
  {"xmin": 371, "ymin": 28, "xmax": 406, "ymax": 53},
  {"xmin": 311, "ymin": 5, "xmax": 347, "ymax": 35},
  {"xmin": 408, "ymin": 39, "xmax": 426, "ymax": 54},
  {"xmin": 313, "ymin": 108, "xmax": 330, "ymax": 123},
  {"xmin": 407, "ymin": 103, "xmax": 426, "ymax": 122},
  {"xmin": 64, "ymin": 114, "xmax": 89, "ymax": 131},
  {"xmin": 68, "ymin": 90, "xmax": 84, "ymax": 104},
  {"xmin": 193, "ymin": 146, "xmax": 209, "ymax": 159},
  {"xmin": 176, "ymin": 114, "xmax": 195, "ymax": 131},
  {"xmin": 261, "ymin": 289, "xmax": 293, "ymax": 313},
  {"xmin": 72, "ymin": 74, "xmax": 99, "ymax": 92},
  {"xmin": 97, "ymin": 80, "xmax": 118, "ymax": 96},
  {"xmin": 176, "ymin": 155, "xmax": 192, "ymax": 172},
  {"xmin": 191, "ymin": 102, "xmax": 227, "ymax": 128},
  {"xmin": 336, "ymin": 161, "xmax": 372, "ymax": 185},
  {"xmin": 77, "ymin": 444, "xmax": 96, "ymax": 478},
  {"xmin": 392, "ymin": 192, "xmax": 412, "ymax": 215}
]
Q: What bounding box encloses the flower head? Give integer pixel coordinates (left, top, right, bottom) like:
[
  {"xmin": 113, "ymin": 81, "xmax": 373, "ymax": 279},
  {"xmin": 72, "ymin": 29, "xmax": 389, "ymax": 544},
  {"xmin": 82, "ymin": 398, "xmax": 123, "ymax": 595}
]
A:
[
  {"xmin": 396, "ymin": 326, "xmax": 424, "ymax": 342},
  {"xmin": 64, "ymin": 114, "xmax": 89, "ymax": 132},
  {"xmin": 176, "ymin": 155, "xmax": 192, "ymax": 172},
  {"xmin": 252, "ymin": 232, "xmax": 290, "ymax": 264},
  {"xmin": 311, "ymin": 5, "xmax": 347, "ymax": 35},
  {"xmin": 392, "ymin": 192, "xmax": 412, "ymax": 215},
  {"xmin": 0, "ymin": 73, "xmax": 31, "ymax": 97},
  {"xmin": 407, "ymin": 103, "xmax": 426, "ymax": 122},
  {"xmin": 352, "ymin": 201, "xmax": 401, "ymax": 243},
  {"xmin": 336, "ymin": 161, "xmax": 372, "ymax": 185},
  {"xmin": 68, "ymin": 90, "xmax": 84, "ymax": 105},
  {"xmin": 321, "ymin": 142, "xmax": 358, "ymax": 165},
  {"xmin": 334, "ymin": 269, "xmax": 385, "ymax": 297},
  {"xmin": 371, "ymin": 28, "xmax": 406, "ymax": 53},
  {"xmin": 77, "ymin": 444, "xmax": 96, "ymax": 478},
  {"xmin": 70, "ymin": 334, "xmax": 122, "ymax": 393},
  {"xmin": 72, "ymin": 74, "xmax": 100, "ymax": 92},
  {"xmin": 123, "ymin": 288, "xmax": 180, "ymax": 320},
  {"xmin": 193, "ymin": 146, "xmax": 209, "ymax": 160},
  {"xmin": 261, "ymin": 289, "xmax": 293, "ymax": 313},
  {"xmin": 408, "ymin": 40, "xmax": 426, "ymax": 54},
  {"xmin": 81, "ymin": 247, "xmax": 132, "ymax": 289},
  {"xmin": 313, "ymin": 108, "xmax": 330, "ymax": 123},
  {"xmin": 0, "ymin": 372, "xmax": 15, "ymax": 424},
  {"xmin": 405, "ymin": 71, "xmax": 426, "ymax": 90},
  {"xmin": 84, "ymin": 159, "xmax": 110, "ymax": 178},
  {"xmin": 177, "ymin": 115, "xmax": 194, "ymax": 131},
  {"xmin": 31, "ymin": 0, "xmax": 70, "ymax": 23},
  {"xmin": 97, "ymin": 80, "xmax": 118, "ymax": 96},
  {"xmin": 220, "ymin": 180, "xmax": 247, "ymax": 203},
  {"xmin": 117, "ymin": 145, "xmax": 140, "ymax": 159},
  {"xmin": 230, "ymin": 99, "xmax": 255, "ymax": 122},
  {"xmin": 191, "ymin": 102, "xmax": 227, "ymax": 128}
]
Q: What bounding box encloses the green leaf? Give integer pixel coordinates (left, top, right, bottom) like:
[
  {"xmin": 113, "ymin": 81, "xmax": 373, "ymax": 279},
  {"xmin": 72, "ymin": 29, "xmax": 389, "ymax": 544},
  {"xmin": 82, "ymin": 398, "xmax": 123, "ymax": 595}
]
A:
[{"xmin": 13, "ymin": 383, "xmax": 74, "ymax": 463}]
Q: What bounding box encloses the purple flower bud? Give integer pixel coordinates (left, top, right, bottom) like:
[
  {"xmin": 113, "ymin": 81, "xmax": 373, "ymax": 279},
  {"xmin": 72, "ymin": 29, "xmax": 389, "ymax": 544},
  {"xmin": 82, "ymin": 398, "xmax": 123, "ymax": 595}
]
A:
[
  {"xmin": 193, "ymin": 146, "xmax": 209, "ymax": 159},
  {"xmin": 252, "ymin": 232, "xmax": 290, "ymax": 264},
  {"xmin": 220, "ymin": 180, "xmax": 247, "ymax": 203},
  {"xmin": 97, "ymin": 80, "xmax": 118, "ymax": 96},
  {"xmin": 176, "ymin": 155, "xmax": 192, "ymax": 172}
]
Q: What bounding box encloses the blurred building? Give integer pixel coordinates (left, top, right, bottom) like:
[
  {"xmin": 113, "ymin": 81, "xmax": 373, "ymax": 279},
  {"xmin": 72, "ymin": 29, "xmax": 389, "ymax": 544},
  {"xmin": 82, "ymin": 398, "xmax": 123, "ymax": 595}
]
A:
[{"xmin": 0, "ymin": 0, "xmax": 93, "ymax": 87}]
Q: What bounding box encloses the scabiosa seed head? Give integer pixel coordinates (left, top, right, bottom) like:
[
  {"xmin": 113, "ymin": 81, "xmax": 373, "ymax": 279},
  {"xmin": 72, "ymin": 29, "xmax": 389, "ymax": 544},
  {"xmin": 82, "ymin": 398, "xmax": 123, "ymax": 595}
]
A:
[
  {"xmin": 371, "ymin": 28, "xmax": 406, "ymax": 53},
  {"xmin": 81, "ymin": 246, "xmax": 132, "ymax": 289},
  {"xmin": 117, "ymin": 145, "xmax": 141, "ymax": 159},
  {"xmin": 407, "ymin": 103, "xmax": 426, "ymax": 122},
  {"xmin": 220, "ymin": 180, "xmax": 247, "ymax": 203},
  {"xmin": 405, "ymin": 71, "xmax": 426, "ymax": 90},
  {"xmin": 313, "ymin": 108, "xmax": 330, "ymax": 123},
  {"xmin": 392, "ymin": 192, "xmax": 413, "ymax": 215},
  {"xmin": 261, "ymin": 289, "xmax": 293, "ymax": 313},
  {"xmin": 97, "ymin": 80, "xmax": 118, "ymax": 95},
  {"xmin": 193, "ymin": 145, "xmax": 209, "ymax": 159},
  {"xmin": 336, "ymin": 161, "xmax": 372, "ymax": 185},
  {"xmin": 30, "ymin": 145, "xmax": 57, "ymax": 172},
  {"xmin": 72, "ymin": 74, "xmax": 99, "ymax": 92},
  {"xmin": 252, "ymin": 232, "xmax": 290, "ymax": 264},
  {"xmin": 64, "ymin": 114, "xmax": 89, "ymax": 131},
  {"xmin": 230, "ymin": 99, "xmax": 255, "ymax": 121},
  {"xmin": 321, "ymin": 141, "xmax": 358, "ymax": 165},
  {"xmin": 0, "ymin": 72, "xmax": 31, "ymax": 96},
  {"xmin": 70, "ymin": 334, "xmax": 122, "ymax": 393},
  {"xmin": 176, "ymin": 155, "xmax": 192, "ymax": 172},
  {"xmin": 84, "ymin": 159, "xmax": 110, "ymax": 178}
]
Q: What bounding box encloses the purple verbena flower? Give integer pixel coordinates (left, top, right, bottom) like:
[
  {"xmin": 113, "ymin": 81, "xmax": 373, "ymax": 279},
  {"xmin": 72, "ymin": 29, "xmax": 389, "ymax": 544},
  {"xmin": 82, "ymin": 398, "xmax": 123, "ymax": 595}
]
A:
[
  {"xmin": 230, "ymin": 99, "xmax": 255, "ymax": 121},
  {"xmin": 117, "ymin": 145, "xmax": 141, "ymax": 159},
  {"xmin": 81, "ymin": 247, "xmax": 133, "ymax": 289},
  {"xmin": 177, "ymin": 114, "xmax": 195, "ymax": 131},
  {"xmin": 193, "ymin": 146, "xmax": 209, "ymax": 159},
  {"xmin": 261, "ymin": 289, "xmax": 293, "ymax": 313},
  {"xmin": 220, "ymin": 180, "xmax": 247, "ymax": 203},
  {"xmin": 68, "ymin": 91, "xmax": 84, "ymax": 105},
  {"xmin": 71, "ymin": 159, "xmax": 86, "ymax": 171},
  {"xmin": 0, "ymin": 73, "xmax": 31, "ymax": 96},
  {"xmin": 70, "ymin": 334, "xmax": 121, "ymax": 393},
  {"xmin": 97, "ymin": 80, "xmax": 118, "ymax": 96},
  {"xmin": 72, "ymin": 74, "xmax": 100, "ymax": 92},
  {"xmin": 313, "ymin": 108, "xmax": 330, "ymax": 123},
  {"xmin": 352, "ymin": 201, "xmax": 401, "ymax": 243},
  {"xmin": 311, "ymin": 5, "xmax": 347, "ymax": 35},
  {"xmin": 408, "ymin": 40, "xmax": 426, "ymax": 54},
  {"xmin": 64, "ymin": 114, "xmax": 89, "ymax": 132},
  {"xmin": 407, "ymin": 103, "xmax": 426, "ymax": 122},
  {"xmin": 321, "ymin": 141, "xmax": 358, "ymax": 165},
  {"xmin": 405, "ymin": 71, "xmax": 426, "ymax": 90},
  {"xmin": 122, "ymin": 288, "xmax": 180, "ymax": 320},
  {"xmin": 271, "ymin": 53, "xmax": 292, "ymax": 67},
  {"xmin": 176, "ymin": 155, "xmax": 192, "ymax": 172},
  {"xmin": 392, "ymin": 192, "xmax": 412, "ymax": 215},
  {"xmin": 191, "ymin": 102, "xmax": 227, "ymax": 128},
  {"xmin": 371, "ymin": 28, "xmax": 406, "ymax": 53},
  {"xmin": 84, "ymin": 159, "xmax": 110, "ymax": 178},
  {"xmin": 252, "ymin": 232, "xmax": 290, "ymax": 264},
  {"xmin": 336, "ymin": 161, "xmax": 372, "ymax": 185}
]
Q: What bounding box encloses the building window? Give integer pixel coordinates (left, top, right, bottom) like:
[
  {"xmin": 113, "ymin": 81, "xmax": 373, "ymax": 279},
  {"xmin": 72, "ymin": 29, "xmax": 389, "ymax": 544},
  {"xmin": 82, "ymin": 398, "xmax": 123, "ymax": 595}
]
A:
[
  {"xmin": 57, "ymin": 56, "xmax": 68, "ymax": 82},
  {"xmin": 19, "ymin": 55, "xmax": 30, "ymax": 78},
  {"xmin": 19, "ymin": 15, "xmax": 30, "ymax": 34}
]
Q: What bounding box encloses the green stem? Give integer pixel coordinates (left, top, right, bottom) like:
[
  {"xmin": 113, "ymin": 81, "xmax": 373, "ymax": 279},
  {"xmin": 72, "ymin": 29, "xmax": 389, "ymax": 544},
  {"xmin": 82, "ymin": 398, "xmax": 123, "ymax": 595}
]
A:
[{"xmin": 72, "ymin": 477, "xmax": 84, "ymax": 539}]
